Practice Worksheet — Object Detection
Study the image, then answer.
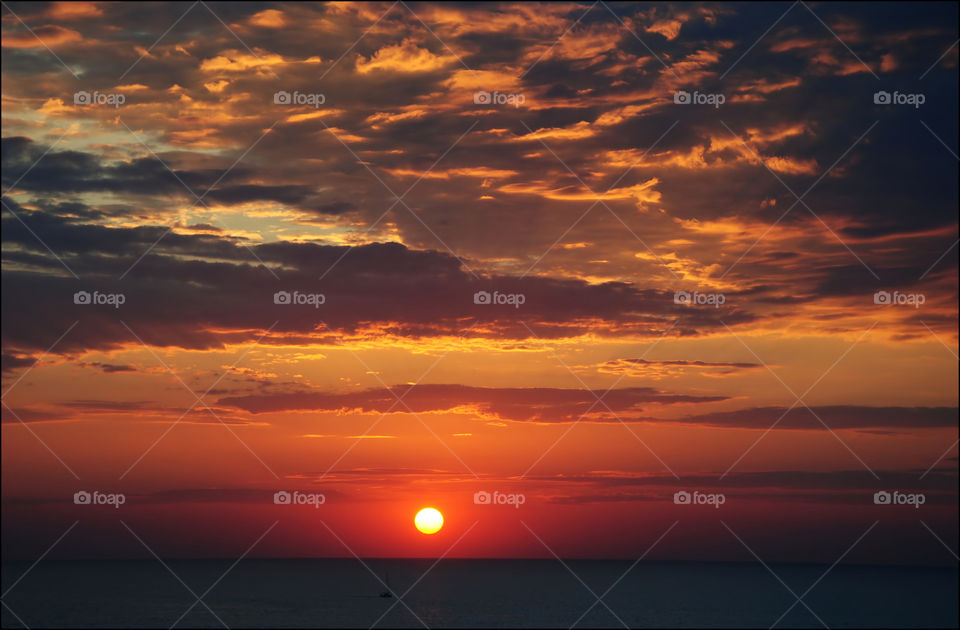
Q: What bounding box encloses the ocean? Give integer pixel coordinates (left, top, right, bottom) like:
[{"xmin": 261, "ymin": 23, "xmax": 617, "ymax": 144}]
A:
[{"xmin": 2, "ymin": 559, "xmax": 956, "ymax": 628}]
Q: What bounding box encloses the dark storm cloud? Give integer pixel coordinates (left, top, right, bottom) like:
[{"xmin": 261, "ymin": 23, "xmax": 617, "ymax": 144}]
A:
[
  {"xmin": 1, "ymin": 203, "xmax": 760, "ymax": 360},
  {"xmin": 2, "ymin": 137, "xmax": 331, "ymax": 209},
  {"xmin": 2, "ymin": 0, "xmax": 955, "ymax": 290},
  {"xmin": 1, "ymin": 352, "xmax": 35, "ymax": 374},
  {"xmin": 1, "ymin": 1, "xmax": 956, "ymax": 367}
]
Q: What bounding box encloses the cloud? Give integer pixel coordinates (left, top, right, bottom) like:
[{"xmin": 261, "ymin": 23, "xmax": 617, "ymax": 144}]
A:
[
  {"xmin": 0, "ymin": 405, "xmax": 68, "ymax": 424},
  {"xmin": 355, "ymin": 39, "xmax": 456, "ymax": 74},
  {"xmin": 248, "ymin": 9, "xmax": 287, "ymax": 28},
  {"xmin": 544, "ymin": 467, "xmax": 958, "ymax": 504},
  {"xmin": 219, "ymin": 383, "xmax": 728, "ymax": 420},
  {"xmin": 58, "ymin": 399, "xmax": 257, "ymax": 425},
  {"xmin": 77, "ymin": 361, "xmax": 136, "ymax": 373},
  {"xmin": 45, "ymin": 2, "xmax": 103, "ymax": 19},
  {"xmin": 2, "ymin": 200, "xmax": 763, "ymax": 360},
  {"xmin": 1, "ymin": 25, "xmax": 82, "ymax": 48},
  {"xmin": 218, "ymin": 385, "xmax": 956, "ymax": 432},
  {"xmin": 1, "ymin": 352, "xmax": 35, "ymax": 374},
  {"xmin": 670, "ymin": 406, "xmax": 958, "ymax": 431},
  {"xmin": 600, "ymin": 358, "xmax": 763, "ymax": 376}
]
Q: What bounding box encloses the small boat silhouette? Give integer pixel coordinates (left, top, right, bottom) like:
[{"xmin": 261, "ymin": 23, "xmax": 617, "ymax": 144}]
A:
[{"xmin": 379, "ymin": 571, "xmax": 393, "ymax": 598}]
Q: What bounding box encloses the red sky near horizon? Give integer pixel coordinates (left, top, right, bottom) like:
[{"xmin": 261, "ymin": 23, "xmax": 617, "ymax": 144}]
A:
[{"xmin": 1, "ymin": 1, "xmax": 957, "ymax": 564}]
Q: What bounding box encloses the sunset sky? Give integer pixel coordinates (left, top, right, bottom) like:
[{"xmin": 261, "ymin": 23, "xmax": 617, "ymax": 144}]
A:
[{"xmin": 1, "ymin": 1, "xmax": 957, "ymax": 566}]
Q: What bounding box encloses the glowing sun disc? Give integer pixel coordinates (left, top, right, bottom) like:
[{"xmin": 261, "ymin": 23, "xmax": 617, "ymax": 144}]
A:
[{"xmin": 415, "ymin": 507, "xmax": 443, "ymax": 534}]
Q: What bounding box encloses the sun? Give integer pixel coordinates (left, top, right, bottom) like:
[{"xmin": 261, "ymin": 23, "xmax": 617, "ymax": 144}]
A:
[{"xmin": 414, "ymin": 507, "xmax": 443, "ymax": 534}]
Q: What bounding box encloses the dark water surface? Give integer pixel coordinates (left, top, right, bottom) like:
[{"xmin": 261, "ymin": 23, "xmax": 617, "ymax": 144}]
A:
[{"xmin": 2, "ymin": 559, "xmax": 956, "ymax": 628}]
